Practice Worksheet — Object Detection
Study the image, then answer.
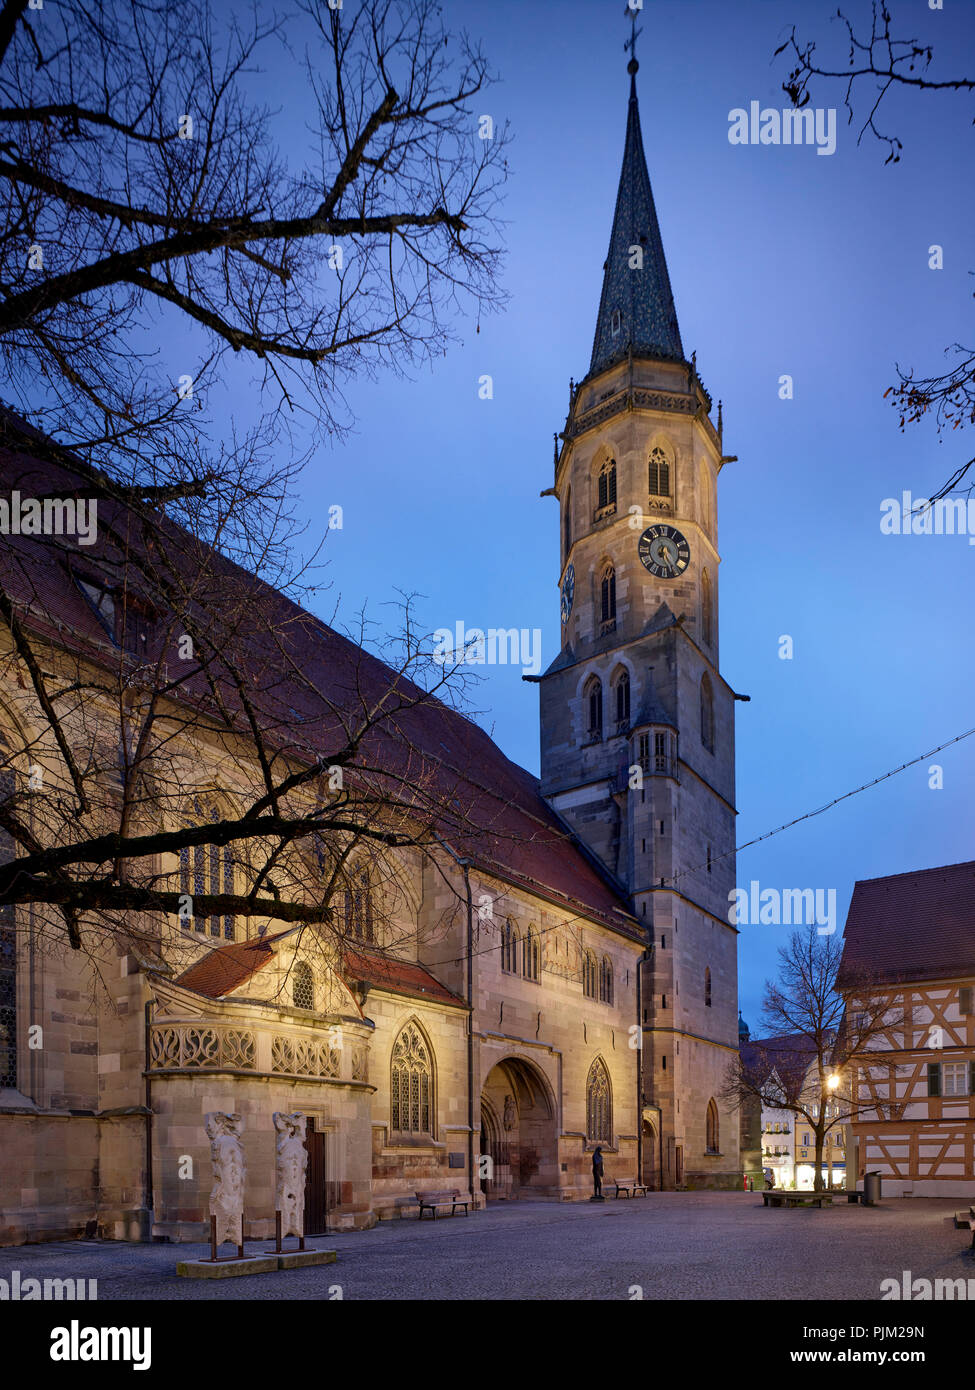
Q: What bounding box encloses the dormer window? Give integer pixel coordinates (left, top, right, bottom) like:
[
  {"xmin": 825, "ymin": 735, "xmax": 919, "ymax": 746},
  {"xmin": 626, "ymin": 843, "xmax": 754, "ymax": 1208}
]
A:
[{"xmin": 611, "ymin": 308, "xmax": 622, "ymax": 336}]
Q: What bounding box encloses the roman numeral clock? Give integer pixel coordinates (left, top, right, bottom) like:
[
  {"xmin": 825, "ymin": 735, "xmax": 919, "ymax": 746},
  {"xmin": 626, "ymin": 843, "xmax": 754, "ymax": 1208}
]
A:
[{"xmin": 637, "ymin": 523, "xmax": 690, "ymax": 579}]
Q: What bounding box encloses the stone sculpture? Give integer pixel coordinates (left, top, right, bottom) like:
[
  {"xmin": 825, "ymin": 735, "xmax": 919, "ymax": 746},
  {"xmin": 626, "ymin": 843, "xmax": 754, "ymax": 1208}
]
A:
[
  {"xmin": 205, "ymin": 1111, "xmax": 246, "ymax": 1246},
  {"xmin": 273, "ymin": 1111, "xmax": 307, "ymax": 1239}
]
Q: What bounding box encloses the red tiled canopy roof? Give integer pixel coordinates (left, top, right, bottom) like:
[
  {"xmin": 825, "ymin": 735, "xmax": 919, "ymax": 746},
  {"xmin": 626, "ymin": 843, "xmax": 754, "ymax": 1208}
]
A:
[
  {"xmin": 342, "ymin": 945, "xmax": 466, "ymax": 1008},
  {"xmin": 175, "ymin": 931, "xmax": 292, "ymax": 998},
  {"xmin": 838, "ymin": 859, "xmax": 975, "ymax": 989}
]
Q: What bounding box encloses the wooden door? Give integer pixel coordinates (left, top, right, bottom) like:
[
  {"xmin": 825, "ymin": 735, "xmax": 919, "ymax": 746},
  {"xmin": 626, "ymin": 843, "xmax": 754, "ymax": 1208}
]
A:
[
  {"xmin": 675, "ymin": 1144, "xmax": 683, "ymax": 1187},
  {"xmin": 304, "ymin": 1118, "xmax": 328, "ymax": 1234}
]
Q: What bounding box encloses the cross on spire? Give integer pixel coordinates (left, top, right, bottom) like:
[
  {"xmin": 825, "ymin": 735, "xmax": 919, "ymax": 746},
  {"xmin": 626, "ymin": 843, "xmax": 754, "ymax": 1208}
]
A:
[{"xmin": 623, "ymin": 2, "xmax": 642, "ymax": 74}]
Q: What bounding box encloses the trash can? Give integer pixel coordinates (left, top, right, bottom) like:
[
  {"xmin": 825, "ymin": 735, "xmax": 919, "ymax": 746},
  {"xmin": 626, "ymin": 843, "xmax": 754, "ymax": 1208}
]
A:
[{"xmin": 863, "ymin": 1171, "xmax": 882, "ymax": 1205}]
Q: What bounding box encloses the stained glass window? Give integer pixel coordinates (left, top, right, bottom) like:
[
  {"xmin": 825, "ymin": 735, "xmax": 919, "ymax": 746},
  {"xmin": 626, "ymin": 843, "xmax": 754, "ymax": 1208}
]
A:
[{"xmin": 391, "ymin": 1023, "xmax": 432, "ymax": 1135}]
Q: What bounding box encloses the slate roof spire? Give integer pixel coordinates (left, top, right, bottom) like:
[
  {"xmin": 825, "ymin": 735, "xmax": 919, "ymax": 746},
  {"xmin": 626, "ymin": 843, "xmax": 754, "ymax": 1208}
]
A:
[{"xmin": 588, "ymin": 60, "xmax": 684, "ymax": 377}]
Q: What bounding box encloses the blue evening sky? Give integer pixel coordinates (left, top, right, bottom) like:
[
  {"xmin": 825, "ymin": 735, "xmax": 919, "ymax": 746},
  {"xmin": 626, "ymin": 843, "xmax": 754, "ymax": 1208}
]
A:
[{"xmin": 213, "ymin": 0, "xmax": 975, "ymax": 1025}]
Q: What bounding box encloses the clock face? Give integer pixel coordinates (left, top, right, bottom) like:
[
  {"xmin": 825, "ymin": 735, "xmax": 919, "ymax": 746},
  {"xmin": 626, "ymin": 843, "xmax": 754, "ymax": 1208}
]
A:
[
  {"xmin": 638, "ymin": 524, "xmax": 691, "ymax": 579},
  {"xmin": 560, "ymin": 564, "xmax": 575, "ymax": 622}
]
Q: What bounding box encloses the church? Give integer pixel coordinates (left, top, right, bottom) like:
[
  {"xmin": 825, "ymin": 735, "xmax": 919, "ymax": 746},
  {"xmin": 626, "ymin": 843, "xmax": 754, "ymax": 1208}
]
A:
[{"xmin": 0, "ymin": 56, "xmax": 742, "ymax": 1245}]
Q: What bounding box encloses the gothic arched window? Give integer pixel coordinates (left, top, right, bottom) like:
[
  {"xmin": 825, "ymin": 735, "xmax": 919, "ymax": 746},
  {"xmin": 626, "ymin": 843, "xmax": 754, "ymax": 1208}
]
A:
[
  {"xmin": 613, "ymin": 669, "xmax": 630, "ymax": 726},
  {"xmin": 179, "ymin": 798, "xmax": 235, "ymax": 940},
  {"xmin": 0, "ymin": 768, "xmax": 17, "ymax": 1088},
  {"xmin": 523, "ymin": 926, "xmax": 540, "ymax": 982},
  {"xmin": 345, "ymin": 865, "xmax": 374, "ymax": 942},
  {"xmin": 700, "ymin": 673, "xmax": 715, "ymax": 753},
  {"xmin": 563, "ymin": 488, "xmax": 572, "ymax": 561},
  {"xmin": 600, "ymin": 565, "xmax": 616, "ymax": 625},
  {"xmin": 587, "ymin": 1058, "xmax": 612, "ymax": 1143},
  {"xmin": 705, "ymin": 966, "xmax": 712, "ymax": 1008},
  {"xmin": 585, "ymin": 677, "xmax": 603, "ymax": 740},
  {"xmin": 292, "ymin": 960, "xmax": 315, "ymax": 1011},
  {"xmin": 583, "ymin": 949, "xmax": 598, "ymax": 999},
  {"xmin": 648, "ymin": 446, "xmax": 671, "ymax": 499},
  {"xmin": 702, "ymin": 568, "xmax": 713, "ymax": 647},
  {"xmin": 706, "ymin": 1098, "xmax": 720, "ymax": 1154},
  {"xmin": 599, "ymin": 957, "xmax": 614, "ymax": 1005},
  {"xmin": 501, "ymin": 919, "xmax": 519, "ymax": 974},
  {"xmin": 391, "ymin": 1023, "xmax": 433, "ymax": 1136},
  {"xmin": 597, "ymin": 458, "xmax": 617, "ymax": 513}
]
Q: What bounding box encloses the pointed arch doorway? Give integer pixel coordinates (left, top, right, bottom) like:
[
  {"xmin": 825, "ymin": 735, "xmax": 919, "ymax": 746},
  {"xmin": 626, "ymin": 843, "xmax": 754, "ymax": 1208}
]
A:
[{"xmin": 479, "ymin": 1057, "xmax": 558, "ymax": 1201}]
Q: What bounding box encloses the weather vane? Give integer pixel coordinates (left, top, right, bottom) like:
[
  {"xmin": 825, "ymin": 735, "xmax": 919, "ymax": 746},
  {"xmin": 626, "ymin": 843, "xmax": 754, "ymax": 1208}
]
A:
[{"xmin": 623, "ymin": 2, "xmax": 643, "ymax": 73}]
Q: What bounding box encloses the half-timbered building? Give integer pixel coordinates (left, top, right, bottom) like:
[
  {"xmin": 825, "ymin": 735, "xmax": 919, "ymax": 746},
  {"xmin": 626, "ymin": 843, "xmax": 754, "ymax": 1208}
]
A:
[{"xmin": 839, "ymin": 861, "xmax": 975, "ymax": 1197}]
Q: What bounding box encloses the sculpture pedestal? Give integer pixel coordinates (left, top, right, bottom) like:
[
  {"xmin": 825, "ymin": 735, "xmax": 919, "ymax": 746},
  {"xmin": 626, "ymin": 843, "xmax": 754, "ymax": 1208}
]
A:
[{"xmin": 178, "ymin": 1248, "xmax": 337, "ymax": 1279}]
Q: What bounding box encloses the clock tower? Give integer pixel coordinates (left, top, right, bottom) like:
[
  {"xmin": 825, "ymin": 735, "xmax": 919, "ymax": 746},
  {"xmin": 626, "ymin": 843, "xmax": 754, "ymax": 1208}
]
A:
[{"xmin": 538, "ymin": 55, "xmax": 741, "ymax": 1190}]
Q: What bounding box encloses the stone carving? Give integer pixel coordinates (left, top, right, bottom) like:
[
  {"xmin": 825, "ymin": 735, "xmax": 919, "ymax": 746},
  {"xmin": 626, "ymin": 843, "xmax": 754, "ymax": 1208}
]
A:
[
  {"xmin": 271, "ymin": 1035, "xmax": 341, "ymax": 1077},
  {"xmin": 149, "ymin": 1025, "xmax": 255, "ymax": 1071},
  {"xmin": 273, "ymin": 1112, "xmax": 307, "ymax": 1239},
  {"xmin": 205, "ymin": 1112, "xmax": 245, "ymax": 1246},
  {"xmin": 503, "ymin": 1094, "xmax": 516, "ymax": 1131}
]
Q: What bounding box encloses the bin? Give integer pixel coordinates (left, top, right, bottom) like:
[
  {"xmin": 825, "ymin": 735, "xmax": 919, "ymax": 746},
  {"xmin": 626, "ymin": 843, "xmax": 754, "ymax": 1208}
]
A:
[{"xmin": 863, "ymin": 1171, "xmax": 882, "ymax": 1205}]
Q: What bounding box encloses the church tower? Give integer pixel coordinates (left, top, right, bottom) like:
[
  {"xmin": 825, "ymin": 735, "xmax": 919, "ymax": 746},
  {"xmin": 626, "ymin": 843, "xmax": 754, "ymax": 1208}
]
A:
[{"xmin": 538, "ymin": 51, "xmax": 741, "ymax": 1189}]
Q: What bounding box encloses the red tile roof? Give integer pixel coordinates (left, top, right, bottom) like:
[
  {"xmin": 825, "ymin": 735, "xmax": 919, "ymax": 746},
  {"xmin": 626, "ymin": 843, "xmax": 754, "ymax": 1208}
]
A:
[
  {"xmin": 838, "ymin": 859, "xmax": 975, "ymax": 989},
  {"xmin": 1, "ymin": 441, "xmax": 639, "ymax": 941},
  {"xmin": 342, "ymin": 946, "xmax": 466, "ymax": 1008},
  {"xmin": 175, "ymin": 931, "xmax": 292, "ymax": 998}
]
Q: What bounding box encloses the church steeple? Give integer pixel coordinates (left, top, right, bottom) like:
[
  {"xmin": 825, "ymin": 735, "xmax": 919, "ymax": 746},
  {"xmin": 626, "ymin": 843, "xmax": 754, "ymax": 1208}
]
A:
[{"xmin": 589, "ymin": 65, "xmax": 683, "ymax": 378}]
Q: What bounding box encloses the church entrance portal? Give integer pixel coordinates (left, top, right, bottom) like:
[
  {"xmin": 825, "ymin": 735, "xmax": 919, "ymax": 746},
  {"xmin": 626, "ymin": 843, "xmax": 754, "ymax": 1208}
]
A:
[{"xmin": 479, "ymin": 1058, "xmax": 557, "ymax": 1201}]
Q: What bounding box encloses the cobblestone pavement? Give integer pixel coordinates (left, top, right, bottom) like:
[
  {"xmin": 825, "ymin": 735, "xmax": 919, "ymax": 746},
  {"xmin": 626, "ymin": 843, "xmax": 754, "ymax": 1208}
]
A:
[{"xmin": 5, "ymin": 1194, "xmax": 972, "ymax": 1300}]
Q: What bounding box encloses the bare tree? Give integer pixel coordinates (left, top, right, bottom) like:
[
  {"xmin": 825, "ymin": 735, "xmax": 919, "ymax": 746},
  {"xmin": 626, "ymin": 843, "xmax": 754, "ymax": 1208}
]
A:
[
  {"xmin": 0, "ymin": 436, "xmax": 519, "ymax": 977},
  {"xmin": 774, "ymin": 2, "xmax": 974, "ymax": 502},
  {"xmin": 725, "ymin": 928, "xmax": 905, "ymax": 1192},
  {"xmin": 0, "ymin": 0, "xmax": 508, "ymax": 482},
  {"xmin": 0, "ymin": 0, "xmax": 521, "ymax": 972}
]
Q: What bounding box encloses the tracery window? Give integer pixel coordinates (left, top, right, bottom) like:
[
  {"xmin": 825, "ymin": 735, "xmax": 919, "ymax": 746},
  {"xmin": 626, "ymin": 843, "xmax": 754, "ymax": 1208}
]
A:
[
  {"xmin": 613, "ymin": 669, "xmax": 630, "ymax": 726},
  {"xmin": 599, "ymin": 957, "xmax": 614, "ymax": 1005},
  {"xmin": 501, "ymin": 919, "xmax": 519, "ymax": 974},
  {"xmin": 583, "ymin": 949, "xmax": 598, "ymax": 1000},
  {"xmin": 390, "ymin": 1023, "xmax": 433, "ymax": 1135},
  {"xmin": 292, "ymin": 960, "xmax": 315, "ymax": 1011},
  {"xmin": 522, "ymin": 926, "xmax": 540, "ymax": 982},
  {"xmin": 597, "ymin": 459, "xmax": 617, "ymax": 513},
  {"xmin": 648, "ymin": 446, "xmax": 671, "ymax": 498},
  {"xmin": 587, "ymin": 1058, "xmax": 612, "ymax": 1143},
  {"xmin": 345, "ymin": 866, "xmax": 374, "ymax": 942},
  {"xmin": 179, "ymin": 799, "xmax": 235, "ymax": 939}
]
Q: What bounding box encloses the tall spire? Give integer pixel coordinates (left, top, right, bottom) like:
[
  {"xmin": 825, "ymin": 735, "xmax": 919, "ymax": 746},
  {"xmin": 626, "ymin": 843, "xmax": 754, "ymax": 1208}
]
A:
[{"xmin": 588, "ymin": 55, "xmax": 683, "ymax": 378}]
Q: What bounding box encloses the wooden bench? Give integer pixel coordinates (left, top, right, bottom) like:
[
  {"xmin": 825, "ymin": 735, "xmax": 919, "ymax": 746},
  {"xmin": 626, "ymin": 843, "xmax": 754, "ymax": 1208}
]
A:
[
  {"xmin": 846, "ymin": 1189, "xmax": 868, "ymax": 1204},
  {"xmin": 416, "ymin": 1189, "xmax": 470, "ymax": 1220},
  {"xmin": 611, "ymin": 1181, "xmax": 650, "ymax": 1198},
  {"xmin": 762, "ymin": 1190, "xmax": 832, "ymax": 1209}
]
